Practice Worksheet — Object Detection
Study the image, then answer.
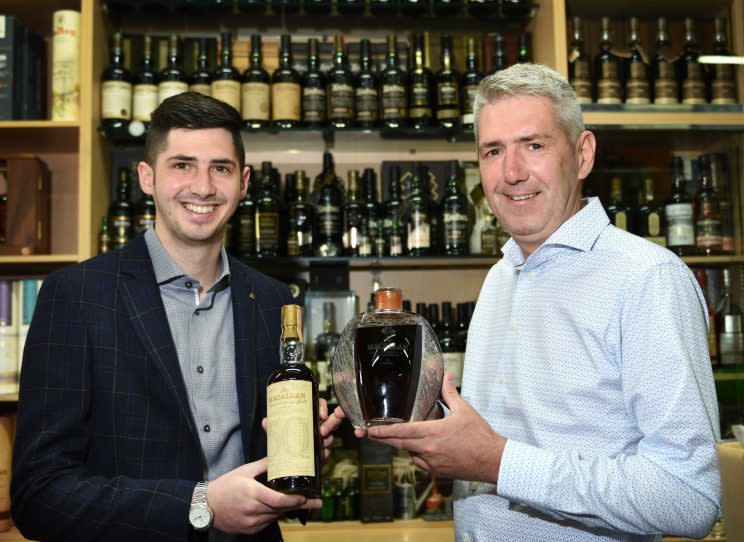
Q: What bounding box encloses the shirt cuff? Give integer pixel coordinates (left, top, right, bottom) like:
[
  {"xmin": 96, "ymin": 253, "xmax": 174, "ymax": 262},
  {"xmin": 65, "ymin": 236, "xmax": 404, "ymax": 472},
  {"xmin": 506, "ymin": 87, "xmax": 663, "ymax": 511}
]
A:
[{"xmin": 496, "ymin": 439, "xmax": 553, "ymax": 508}]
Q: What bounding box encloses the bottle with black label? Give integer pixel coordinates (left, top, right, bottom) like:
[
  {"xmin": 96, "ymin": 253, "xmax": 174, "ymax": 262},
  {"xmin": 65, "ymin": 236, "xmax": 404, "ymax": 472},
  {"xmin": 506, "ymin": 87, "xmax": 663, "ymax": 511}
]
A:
[
  {"xmin": 665, "ymin": 156, "xmax": 695, "ymax": 256},
  {"xmin": 568, "ymin": 17, "xmax": 592, "ymax": 103},
  {"xmin": 242, "ymin": 34, "xmax": 270, "ymax": 129},
  {"xmin": 158, "ymin": 35, "xmax": 189, "ymax": 105},
  {"xmin": 625, "ymin": 17, "xmax": 650, "ymax": 105},
  {"xmin": 652, "ymin": 18, "xmax": 678, "ymax": 105},
  {"xmin": 594, "ymin": 18, "xmax": 622, "ymax": 104},
  {"xmin": 380, "ymin": 35, "xmax": 407, "ymax": 129},
  {"xmin": 460, "ymin": 37, "xmax": 483, "ymax": 132},
  {"xmin": 327, "ymin": 34, "xmax": 354, "ymax": 129},
  {"xmin": 272, "ymin": 35, "xmax": 301, "ymax": 128},
  {"xmin": 287, "ymin": 171, "xmax": 314, "ymax": 256},
  {"xmin": 312, "ymin": 152, "xmax": 344, "ymax": 257},
  {"xmin": 132, "ymin": 35, "xmax": 157, "ymax": 125},
  {"xmin": 435, "ymin": 34, "xmax": 460, "ymax": 129},
  {"xmin": 212, "ymin": 32, "xmax": 241, "ymax": 113},
  {"xmin": 355, "ymin": 39, "xmax": 379, "ymax": 129},
  {"xmin": 440, "ymin": 161, "xmax": 469, "ymax": 255},
  {"xmin": 302, "ymin": 38, "xmax": 327, "ymax": 128},
  {"xmin": 408, "ymin": 33, "xmax": 434, "ymax": 130},
  {"xmin": 189, "ymin": 38, "xmax": 212, "ymax": 97},
  {"xmin": 101, "ymin": 32, "xmax": 132, "ymax": 130},
  {"xmin": 108, "ymin": 167, "xmax": 133, "ymax": 249},
  {"xmin": 255, "ymin": 161, "xmax": 281, "ymax": 257},
  {"xmin": 710, "ymin": 18, "xmax": 737, "ymax": 105},
  {"xmin": 680, "ymin": 18, "xmax": 706, "ymax": 105}
]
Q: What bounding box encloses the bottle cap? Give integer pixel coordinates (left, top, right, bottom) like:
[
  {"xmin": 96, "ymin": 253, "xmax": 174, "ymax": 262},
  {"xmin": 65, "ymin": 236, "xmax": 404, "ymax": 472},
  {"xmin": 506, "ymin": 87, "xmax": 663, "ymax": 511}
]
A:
[
  {"xmin": 375, "ymin": 287, "xmax": 402, "ymax": 310},
  {"xmin": 281, "ymin": 304, "xmax": 303, "ymax": 341}
]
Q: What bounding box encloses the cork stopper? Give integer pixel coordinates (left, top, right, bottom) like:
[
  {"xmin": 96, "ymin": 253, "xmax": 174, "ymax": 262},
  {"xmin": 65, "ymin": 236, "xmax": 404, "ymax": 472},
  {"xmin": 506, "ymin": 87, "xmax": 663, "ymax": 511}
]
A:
[
  {"xmin": 281, "ymin": 304, "xmax": 304, "ymax": 341},
  {"xmin": 374, "ymin": 288, "xmax": 403, "ymax": 311}
]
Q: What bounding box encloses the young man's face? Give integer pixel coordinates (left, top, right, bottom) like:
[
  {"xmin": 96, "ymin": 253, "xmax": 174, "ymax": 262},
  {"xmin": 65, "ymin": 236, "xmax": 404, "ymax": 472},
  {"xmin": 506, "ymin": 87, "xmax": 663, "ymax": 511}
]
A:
[
  {"xmin": 138, "ymin": 127, "xmax": 249, "ymax": 252},
  {"xmin": 477, "ymin": 95, "xmax": 595, "ymax": 257}
]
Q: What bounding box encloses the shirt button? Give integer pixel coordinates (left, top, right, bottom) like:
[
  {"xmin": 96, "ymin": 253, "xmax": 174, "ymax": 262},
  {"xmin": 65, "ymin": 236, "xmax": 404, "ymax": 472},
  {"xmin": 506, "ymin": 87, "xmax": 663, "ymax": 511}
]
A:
[
  {"xmin": 196, "ymin": 365, "xmax": 204, "ymax": 374},
  {"xmin": 510, "ymin": 321, "xmax": 517, "ymax": 330},
  {"xmin": 185, "ymin": 281, "xmax": 193, "ymax": 289},
  {"xmin": 203, "ymin": 424, "xmax": 211, "ymax": 433},
  {"xmin": 470, "ymin": 481, "xmax": 478, "ymax": 492}
]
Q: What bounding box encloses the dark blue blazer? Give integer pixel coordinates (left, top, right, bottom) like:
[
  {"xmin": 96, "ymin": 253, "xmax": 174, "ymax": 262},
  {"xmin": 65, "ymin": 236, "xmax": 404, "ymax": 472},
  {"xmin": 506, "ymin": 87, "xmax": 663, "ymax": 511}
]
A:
[{"xmin": 11, "ymin": 234, "xmax": 292, "ymax": 541}]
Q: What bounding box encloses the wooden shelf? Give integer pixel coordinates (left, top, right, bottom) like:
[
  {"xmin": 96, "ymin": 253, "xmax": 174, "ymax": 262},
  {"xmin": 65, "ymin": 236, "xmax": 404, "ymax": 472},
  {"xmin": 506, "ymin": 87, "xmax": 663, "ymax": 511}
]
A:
[
  {"xmin": 0, "ymin": 124, "xmax": 80, "ymax": 154},
  {"xmin": 583, "ymin": 111, "xmax": 744, "ymax": 130},
  {"xmin": 0, "ymin": 395, "xmax": 19, "ymax": 403},
  {"xmin": 682, "ymin": 256, "xmax": 744, "ymax": 265},
  {"xmin": 0, "ymin": 255, "xmax": 79, "ymax": 276}
]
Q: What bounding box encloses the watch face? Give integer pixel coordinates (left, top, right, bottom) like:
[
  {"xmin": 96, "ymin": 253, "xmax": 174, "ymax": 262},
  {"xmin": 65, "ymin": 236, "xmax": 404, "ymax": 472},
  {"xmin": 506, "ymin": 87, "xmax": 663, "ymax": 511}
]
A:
[{"xmin": 189, "ymin": 505, "xmax": 212, "ymax": 530}]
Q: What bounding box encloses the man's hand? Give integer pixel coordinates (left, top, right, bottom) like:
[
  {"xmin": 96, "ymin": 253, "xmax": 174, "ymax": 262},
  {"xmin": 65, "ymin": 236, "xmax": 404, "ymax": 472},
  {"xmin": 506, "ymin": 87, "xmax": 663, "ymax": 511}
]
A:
[
  {"xmin": 207, "ymin": 458, "xmax": 321, "ymax": 534},
  {"xmin": 365, "ymin": 372, "xmax": 507, "ymax": 484}
]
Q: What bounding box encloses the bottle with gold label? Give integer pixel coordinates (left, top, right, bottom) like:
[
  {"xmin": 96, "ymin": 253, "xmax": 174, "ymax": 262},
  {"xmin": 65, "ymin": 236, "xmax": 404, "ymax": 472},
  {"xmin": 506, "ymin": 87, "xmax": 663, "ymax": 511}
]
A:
[
  {"xmin": 211, "ymin": 32, "xmax": 241, "ymax": 113},
  {"xmin": 101, "ymin": 32, "xmax": 132, "ymax": 130},
  {"xmin": 710, "ymin": 18, "xmax": 737, "ymax": 105},
  {"xmin": 267, "ymin": 304, "xmax": 321, "ymax": 498},
  {"xmin": 255, "ymin": 161, "xmax": 281, "ymax": 257},
  {"xmin": 652, "ymin": 18, "xmax": 678, "ymax": 105},
  {"xmin": 679, "ymin": 18, "xmax": 706, "ymax": 105},
  {"xmin": 158, "ymin": 35, "xmax": 188, "ymax": 104},
  {"xmin": 242, "ymin": 35, "xmax": 271, "ymax": 128},
  {"xmin": 189, "ymin": 39, "xmax": 212, "ymax": 97},
  {"xmin": 460, "ymin": 37, "xmax": 483, "ymax": 131},
  {"xmin": 625, "ymin": 17, "xmax": 650, "ymax": 105},
  {"xmin": 435, "ymin": 34, "xmax": 460, "ymax": 129},
  {"xmin": 272, "ymin": 35, "xmax": 301, "ymax": 129},
  {"xmin": 568, "ymin": 17, "xmax": 592, "ymax": 104},
  {"xmin": 355, "ymin": 39, "xmax": 379, "ymax": 130},
  {"xmin": 594, "ymin": 18, "xmax": 622, "ymax": 104},
  {"xmin": 302, "ymin": 38, "xmax": 327, "ymax": 128},
  {"xmin": 636, "ymin": 177, "xmax": 665, "ymax": 246},
  {"xmin": 380, "ymin": 35, "xmax": 407, "ymax": 129},
  {"xmin": 606, "ymin": 177, "xmax": 632, "ymax": 232},
  {"xmin": 408, "ymin": 33, "xmax": 434, "ymax": 131},
  {"xmin": 132, "ymin": 35, "xmax": 157, "ymax": 124}
]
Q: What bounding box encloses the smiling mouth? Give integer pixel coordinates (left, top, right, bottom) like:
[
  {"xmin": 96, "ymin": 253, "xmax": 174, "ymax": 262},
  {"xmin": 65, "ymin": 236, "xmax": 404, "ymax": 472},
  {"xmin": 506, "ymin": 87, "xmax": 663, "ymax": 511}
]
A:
[
  {"xmin": 183, "ymin": 203, "xmax": 216, "ymax": 214},
  {"xmin": 507, "ymin": 193, "xmax": 537, "ymax": 201}
]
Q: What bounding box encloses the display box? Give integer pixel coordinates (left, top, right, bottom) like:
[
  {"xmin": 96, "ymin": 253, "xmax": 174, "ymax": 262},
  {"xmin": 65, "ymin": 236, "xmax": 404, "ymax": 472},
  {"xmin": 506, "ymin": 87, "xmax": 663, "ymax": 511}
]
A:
[{"xmin": 0, "ymin": 155, "xmax": 51, "ymax": 255}]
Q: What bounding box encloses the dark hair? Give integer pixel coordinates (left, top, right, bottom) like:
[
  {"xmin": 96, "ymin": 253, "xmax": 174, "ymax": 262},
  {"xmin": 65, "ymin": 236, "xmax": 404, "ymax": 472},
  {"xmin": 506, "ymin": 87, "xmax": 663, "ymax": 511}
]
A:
[{"xmin": 144, "ymin": 91, "xmax": 245, "ymax": 169}]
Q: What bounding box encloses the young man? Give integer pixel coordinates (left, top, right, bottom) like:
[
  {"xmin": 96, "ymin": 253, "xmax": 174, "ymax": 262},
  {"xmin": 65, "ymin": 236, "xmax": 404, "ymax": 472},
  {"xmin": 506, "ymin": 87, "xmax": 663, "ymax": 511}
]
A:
[
  {"xmin": 357, "ymin": 64, "xmax": 721, "ymax": 540},
  {"xmin": 12, "ymin": 92, "xmax": 341, "ymax": 541}
]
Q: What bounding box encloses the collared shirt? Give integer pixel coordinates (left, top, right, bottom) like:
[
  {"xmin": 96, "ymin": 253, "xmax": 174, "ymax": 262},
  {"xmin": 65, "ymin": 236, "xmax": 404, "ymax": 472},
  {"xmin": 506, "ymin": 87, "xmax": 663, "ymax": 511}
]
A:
[
  {"xmin": 145, "ymin": 227, "xmax": 244, "ymax": 482},
  {"xmin": 454, "ymin": 197, "xmax": 721, "ymax": 542}
]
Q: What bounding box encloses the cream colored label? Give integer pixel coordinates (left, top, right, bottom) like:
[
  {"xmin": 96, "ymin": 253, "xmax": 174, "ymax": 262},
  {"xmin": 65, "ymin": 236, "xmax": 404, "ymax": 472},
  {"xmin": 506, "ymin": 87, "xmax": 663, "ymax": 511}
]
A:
[
  {"xmin": 133, "ymin": 84, "xmax": 158, "ymax": 121},
  {"xmin": 267, "ymin": 380, "xmax": 315, "ymax": 480},
  {"xmin": 241, "ymin": 82, "xmax": 270, "ymax": 120},
  {"xmin": 272, "ymin": 82, "xmax": 301, "ymax": 121},
  {"xmin": 158, "ymin": 81, "xmax": 188, "ymax": 104},
  {"xmin": 211, "ymin": 80, "xmax": 241, "ymax": 111},
  {"xmin": 442, "ymin": 352, "xmax": 463, "ymax": 388},
  {"xmin": 189, "ymin": 83, "xmax": 212, "ymax": 97},
  {"xmin": 51, "ymin": 11, "xmax": 81, "ymax": 121},
  {"xmin": 101, "ymin": 81, "xmax": 132, "ymax": 120}
]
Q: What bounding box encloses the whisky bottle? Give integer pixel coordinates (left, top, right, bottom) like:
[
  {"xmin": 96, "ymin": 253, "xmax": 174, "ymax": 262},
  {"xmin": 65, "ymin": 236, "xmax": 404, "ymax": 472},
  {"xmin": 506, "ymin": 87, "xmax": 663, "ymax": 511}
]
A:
[
  {"xmin": 404, "ymin": 164, "xmax": 432, "ymax": 256},
  {"xmin": 343, "ymin": 170, "xmax": 364, "ymax": 256},
  {"xmin": 595, "ymin": 18, "xmax": 623, "ymax": 104},
  {"xmin": 710, "ymin": 154, "xmax": 734, "ymax": 254},
  {"xmin": 568, "ymin": 17, "xmax": 593, "ymax": 104},
  {"xmin": 101, "ymin": 32, "xmax": 132, "ymax": 130},
  {"xmin": 189, "ymin": 38, "xmax": 212, "ymax": 97},
  {"xmin": 362, "ymin": 168, "xmax": 382, "ymax": 258},
  {"xmin": 435, "ymin": 35, "xmax": 460, "ymax": 129},
  {"xmin": 315, "ymin": 301, "xmax": 341, "ymax": 401},
  {"xmin": 408, "ymin": 33, "xmax": 434, "ymax": 130},
  {"xmin": 302, "ymin": 38, "xmax": 327, "ymax": 128},
  {"xmin": 383, "ymin": 166, "xmax": 406, "ymax": 253},
  {"xmin": 693, "ymin": 267, "xmax": 719, "ymax": 366},
  {"xmin": 665, "ymin": 156, "xmax": 695, "ymax": 256},
  {"xmin": 320, "ymin": 479, "xmax": 335, "ymax": 521},
  {"xmin": 211, "ymin": 32, "xmax": 241, "ymax": 112},
  {"xmin": 333, "ymin": 478, "xmax": 347, "ymax": 521},
  {"xmin": 652, "ymin": 18, "xmax": 678, "ymax": 105},
  {"xmin": 517, "ymin": 33, "xmax": 531, "ymax": 63},
  {"xmin": 625, "ymin": 17, "xmax": 650, "ymax": 105},
  {"xmin": 267, "ymin": 304, "xmax": 322, "ymax": 498},
  {"xmin": 606, "ymin": 177, "xmax": 632, "ymax": 231},
  {"xmin": 108, "ymin": 167, "xmax": 133, "ymax": 249},
  {"xmin": 440, "ymin": 160, "xmax": 469, "ymax": 255},
  {"xmin": 255, "ymin": 161, "xmax": 281, "ymax": 257},
  {"xmin": 460, "ymin": 37, "xmax": 483, "ymax": 131},
  {"xmin": 312, "ymin": 152, "xmax": 344, "ymax": 257},
  {"xmin": 345, "ymin": 477, "xmax": 359, "ymax": 520},
  {"xmin": 327, "ymin": 34, "xmax": 354, "ymax": 129},
  {"xmin": 710, "ymin": 18, "xmax": 737, "ymax": 105},
  {"xmin": 427, "ymin": 302, "xmax": 441, "ymax": 338},
  {"xmin": 488, "ymin": 34, "xmax": 507, "ymax": 75},
  {"xmin": 380, "ymin": 35, "xmax": 408, "ymax": 129},
  {"xmin": 98, "ymin": 216, "xmax": 112, "ymax": 254},
  {"xmin": 272, "ymin": 35, "xmax": 301, "ymax": 128},
  {"xmin": 636, "ymin": 177, "xmax": 665, "ymax": 246},
  {"xmin": 132, "ymin": 35, "xmax": 158, "ymax": 124},
  {"xmin": 158, "ymin": 35, "xmax": 188, "ymax": 104},
  {"xmin": 232, "ymin": 173, "xmax": 256, "ymax": 258},
  {"xmin": 680, "ymin": 18, "xmax": 706, "ymax": 105},
  {"xmin": 133, "ymin": 193, "xmax": 156, "ymax": 234},
  {"xmin": 242, "ymin": 34, "xmax": 271, "ymax": 128},
  {"xmin": 695, "ymin": 155, "xmax": 722, "ymax": 255},
  {"xmin": 438, "ymin": 301, "xmax": 464, "ymax": 389},
  {"xmin": 287, "ymin": 170, "xmax": 314, "ymax": 256},
  {"xmin": 355, "ymin": 39, "xmax": 379, "ymax": 129},
  {"xmin": 716, "ymin": 268, "xmax": 744, "ymax": 366}
]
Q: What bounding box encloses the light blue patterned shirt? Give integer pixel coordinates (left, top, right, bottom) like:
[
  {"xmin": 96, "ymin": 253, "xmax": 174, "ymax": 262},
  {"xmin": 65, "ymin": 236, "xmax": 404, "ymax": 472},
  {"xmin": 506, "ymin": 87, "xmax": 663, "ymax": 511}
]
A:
[{"xmin": 454, "ymin": 197, "xmax": 721, "ymax": 542}]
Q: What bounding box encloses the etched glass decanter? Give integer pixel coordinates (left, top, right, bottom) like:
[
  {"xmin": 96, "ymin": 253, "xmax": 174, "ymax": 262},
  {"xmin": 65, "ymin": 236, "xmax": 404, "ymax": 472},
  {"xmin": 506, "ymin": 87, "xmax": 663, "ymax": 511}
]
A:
[{"xmin": 332, "ymin": 287, "xmax": 444, "ymax": 428}]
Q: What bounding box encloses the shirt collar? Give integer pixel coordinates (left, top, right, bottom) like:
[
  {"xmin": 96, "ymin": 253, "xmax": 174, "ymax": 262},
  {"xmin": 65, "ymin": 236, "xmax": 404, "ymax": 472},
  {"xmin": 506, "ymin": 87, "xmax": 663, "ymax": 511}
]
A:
[{"xmin": 501, "ymin": 197, "xmax": 609, "ymax": 268}]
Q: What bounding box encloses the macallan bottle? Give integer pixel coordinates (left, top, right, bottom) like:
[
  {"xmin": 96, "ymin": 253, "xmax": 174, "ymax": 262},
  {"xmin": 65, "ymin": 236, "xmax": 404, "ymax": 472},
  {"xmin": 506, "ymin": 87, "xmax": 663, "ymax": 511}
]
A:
[
  {"xmin": 272, "ymin": 35, "xmax": 301, "ymax": 128},
  {"xmin": 568, "ymin": 17, "xmax": 592, "ymax": 104},
  {"xmin": 606, "ymin": 177, "xmax": 632, "ymax": 232},
  {"xmin": 189, "ymin": 39, "xmax": 212, "ymax": 97},
  {"xmin": 435, "ymin": 34, "xmax": 460, "ymax": 129},
  {"xmin": 680, "ymin": 18, "xmax": 706, "ymax": 105},
  {"xmin": 287, "ymin": 171, "xmax": 314, "ymax": 256},
  {"xmin": 101, "ymin": 32, "xmax": 132, "ymax": 130},
  {"xmin": 665, "ymin": 156, "xmax": 695, "ymax": 256},
  {"xmin": 695, "ymin": 155, "xmax": 722, "ymax": 255},
  {"xmin": 302, "ymin": 38, "xmax": 327, "ymax": 128},
  {"xmin": 242, "ymin": 34, "xmax": 271, "ymax": 128},
  {"xmin": 625, "ymin": 17, "xmax": 650, "ymax": 105},
  {"xmin": 710, "ymin": 18, "xmax": 737, "ymax": 105},
  {"xmin": 355, "ymin": 39, "xmax": 379, "ymax": 129},
  {"xmin": 158, "ymin": 35, "xmax": 188, "ymax": 104},
  {"xmin": 489, "ymin": 33, "xmax": 507, "ymax": 75},
  {"xmin": 440, "ymin": 160, "xmax": 469, "ymax": 256},
  {"xmin": 212, "ymin": 32, "xmax": 241, "ymax": 113},
  {"xmin": 380, "ymin": 35, "xmax": 407, "ymax": 129},
  {"xmin": 408, "ymin": 33, "xmax": 434, "ymax": 130},
  {"xmin": 460, "ymin": 37, "xmax": 483, "ymax": 131},
  {"xmin": 132, "ymin": 35, "xmax": 157, "ymax": 124},
  {"xmin": 595, "ymin": 18, "xmax": 622, "ymax": 104},
  {"xmin": 652, "ymin": 18, "xmax": 678, "ymax": 105},
  {"xmin": 636, "ymin": 177, "xmax": 665, "ymax": 246},
  {"xmin": 108, "ymin": 167, "xmax": 133, "ymax": 249},
  {"xmin": 327, "ymin": 34, "xmax": 354, "ymax": 129},
  {"xmin": 267, "ymin": 304, "xmax": 322, "ymax": 499},
  {"xmin": 312, "ymin": 152, "xmax": 344, "ymax": 257}
]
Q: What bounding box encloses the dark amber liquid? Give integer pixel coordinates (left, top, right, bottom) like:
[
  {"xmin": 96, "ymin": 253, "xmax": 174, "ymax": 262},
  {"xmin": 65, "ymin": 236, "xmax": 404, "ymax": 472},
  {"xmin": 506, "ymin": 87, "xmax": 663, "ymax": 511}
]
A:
[{"xmin": 354, "ymin": 323, "xmax": 422, "ymax": 425}]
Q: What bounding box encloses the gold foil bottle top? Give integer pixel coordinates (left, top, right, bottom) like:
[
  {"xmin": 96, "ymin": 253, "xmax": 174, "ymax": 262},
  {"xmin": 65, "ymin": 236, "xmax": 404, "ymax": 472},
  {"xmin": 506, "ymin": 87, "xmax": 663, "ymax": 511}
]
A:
[
  {"xmin": 375, "ymin": 288, "xmax": 403, "ymax": 311},
  {"xmin": 281, "ymin": 304, "xmax": 304, "ymax": 341}
]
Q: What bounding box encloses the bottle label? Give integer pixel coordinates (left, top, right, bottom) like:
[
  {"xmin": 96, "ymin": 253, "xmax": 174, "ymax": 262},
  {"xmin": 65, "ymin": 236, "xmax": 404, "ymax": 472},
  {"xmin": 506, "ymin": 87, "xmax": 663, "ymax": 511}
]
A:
[
  {"xmin": 480, "ymin": 224, "xmax": 498, "ymax": 255},
  {"xmin": 682, "ymin": 64, "xmax": 706, "ymax": 104},
  {"xmin": 462, "ymin": 84, "xmax": 477, "ymax": 123},
  {"xmin": 382, "ymin": 84, "xmax": 406, "ymax": 119},
  {"xmin": 573, "ymin": 59, "xmax": 590, "ymax": 79},
  {"xmin": 237, "ymin": 214, "xmax": 256, "ymax": 255},
  {"xmin": 110, "ymin": 212, "xmax": 131, "ymax": 239},
  {"xmin": 302, "ymin": 87, "xmax": 326, "ymax": 121},
  {"xmin": 665, "ymin": 203, "xmax": 695, "ymax": 247},
  {"xmin": 132, "ymin": 84, "xmax": 158, "ymax": 121},
  {"xmin": 443, "ymin": 211, "xmax": 468, "ymax": 244},
  {"xmin": 135, "ymin": 213, "xmax": 156, "ymax": 233},
  {"xmin": 437, "ymin": 81, "xmax": 459, "ymax": 119},
  {"xmin": 102, "ymin": 81, "xmax": 133, "ymax": 120},
  {"xmin": 626, "ymin": 75, "xmax": 650, "ymax": 105},
  {"xmin": 158, "ymin": 81, "xmax": 188, "ymax": 104},
  {"xmin": 613, "ymin": 211, "xmax": 627, "ymax": 231},
  {"xmin": 212, "ymin": 80, "xmax": 241, "ymax": 111},
  {"xmin": 719, "ymin": 329, "xmax": 744, "ymax": 366},
  {"xmin": 696, "ymin": 217, "xmax": 722, "ymax": 248},
  {"xmin": 407, "ymin": 211, "xmax": 430, "ymax": 249},
  {"xmin": 712, "ymin": 79, "xmax": 736, "ymax": 104},
  {"xmin": 654, "ymin": 69, "xmax": 678, "ymax": 104},
  {"xmin": 189, "ymin": 83, "xmax": 212, "ymax": 97},
  {"xmin": 317, "ymin": 203, "xmax": 341, "ymax": 238},
  {"xmin": 389, "ymin": 234, "xmax": 403, "ymax": 256},
  {"xmin": 272, "ymin": 82, "xmax": 301, "ymax": 121},
  {"xmin": 256, "ymin": 211, "xmax": 280, "ymax": 252},
  {"xmin": 267, "ymin": 380, "xmax": 316, "ymax": 480},
  {"xmin": 409, "ymin": 83, "xmax": 432, "ymax": 118},
  {"xmin": 287, "ymin": 236, "xmax": 299, "ymax": 256},
  {"xmin": 329, "ymin": 83, "xmax": 354, "ymax": 120},
  {"xmin": 597, "ymin": 79, "xmax": 622, "ymax": 104},
  {"xmin": 241, "ymin": 82, "xmax": 270, "ymax": 120},
  {"xmin": 355, "ymin": 87, "xmax": 379, "ymax": 121},
  {"xmin": 442, "ymin": 352, "xmax": 463, "ymax": 388}
]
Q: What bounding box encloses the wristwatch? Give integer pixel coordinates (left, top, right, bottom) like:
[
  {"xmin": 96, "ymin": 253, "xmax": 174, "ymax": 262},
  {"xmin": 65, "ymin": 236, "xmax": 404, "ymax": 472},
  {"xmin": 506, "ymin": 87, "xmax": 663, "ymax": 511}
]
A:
[{"xmin": 188, "ymin": 481, "xmax": 214, "ymax": 531}]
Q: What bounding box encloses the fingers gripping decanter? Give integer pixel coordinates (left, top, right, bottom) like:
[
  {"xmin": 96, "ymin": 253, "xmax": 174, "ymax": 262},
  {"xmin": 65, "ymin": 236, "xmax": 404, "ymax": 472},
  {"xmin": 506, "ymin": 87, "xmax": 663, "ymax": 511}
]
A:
[{"xmin": 332, "ymin": 287, "xmax": 444, "ymax": 428}]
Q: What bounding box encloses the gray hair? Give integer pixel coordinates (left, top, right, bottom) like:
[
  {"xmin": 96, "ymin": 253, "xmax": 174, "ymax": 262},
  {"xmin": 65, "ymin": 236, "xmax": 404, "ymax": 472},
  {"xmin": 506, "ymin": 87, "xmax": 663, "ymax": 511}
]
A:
[{"xmin": 473, "ymin": 63, "xmax": 585, "ymax": 147}]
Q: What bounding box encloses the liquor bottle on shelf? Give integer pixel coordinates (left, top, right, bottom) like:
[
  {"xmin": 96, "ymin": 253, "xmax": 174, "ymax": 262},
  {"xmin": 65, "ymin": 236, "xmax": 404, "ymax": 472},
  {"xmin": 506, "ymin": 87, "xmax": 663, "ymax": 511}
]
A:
[
  {"xmin": 606, "ymin": 176, "xmax": 632, "ymax": 232},
  {"xmin": 362, "ymin": 168, "xmax": 382, "ymax": 258},
  {"xmin": 302, "ymin": 38, "xmax": 327, "ymax": 128},
  {"xmin": 665, "ymin": 156, "xmax": 696, "ymax": 256},
  {"xmin": 232, "ymin": 169, "xmax": 256, "ymax": 258},
  {"xmin": 132, "ymin": 35, "xmax": 157, "ymax": 125},
  {"xmin": 266, "ymin": 304, "xmax": 322, "ymax": 498},
  {"xmin": 333, "ymin": 478, "xmax": 347, "ymax": 521},
  {"xmin": 461, "ymin": 37, "xmax": 483, "ymax": 131},
  {"xmin": 710, "ymin": 18, "xmax": 737, "ymax": 105},
  {"xmin": 98, "ymin": 216, "xmax": 112, "ymax": 254},
  {"xmin": 440, "ymin": 160, "xmax": 469, "ymax": 256},
  {"xmin": 343, "ymin": 170, "xmax": 364, "ymax": 256},
  {"xmin": 710, "ymin": 154, "xmax": 734, "ymax": 254},
  {"xmin": 455, "ymin": 301, "xmax": 470, "ymax": 346},
  {"xmin": 189, "ymin": 38, "xmax": 212, "ymax": 97},
  {"xmin": 517, "ymin": 33, "xmax": 531, "ymax": 64},
  {"xmin": 695, "ymin": 155, "xmax": 722, "ymax": 255},
  {"xmin": 408, "ymin": 33, "xmax": 434, "ymax": 131},
  {"xmin": 636, "ymin": 177, "xmax": 665, "ymax": 246},
  {"xmin": 380, "ymin": 35, "xmax": 408, "ymax": 129},
  {"xmin": 255, "ymin": 161, "xmax": 281, "ymax": 257},
  {"xmin": 241, "ymin": 34, "xmax": 270, "ymax": 129},
  {"xmin": 568, "ymin": 17, "xmax": 592, "ymax": 104},
  {"xmin": 345, "ymin": 477, "xmax": 359, "ymax": 520},
  {"xmin": 315, "ymin": 301, "xmax": 341, "ymax": 400},
  {"xmin": 312, "ymin": 151, "xmax": 344, "ymax": 257},
  {"xmin": 272, "ymin": 35, "xmax": 301, "ymax": 129},
  {"xmin": 355, "ymin": 39, "xmax": 379, "ymax": 130},
  {"xmin": 652, "ymin": 17, "xmax": 678, "ymax": 105},
  {"xmin": 625, "ymin": 17, "xmax": 650, "ymax": 105},
  {"xmin": 101, "ymin": 32, "xmax": 132, "ymax": 131},
  {"xmin": 321, "ymin": 479, "xmax": 335, "ymax": 521},
  {"xmin": 287, "ymin": 170, "xmax": 314, "ymax": 256},
  {"xmin": 384, "ymin": 166, "xmax": 406, "ymax": 256},
  {"xmin": 435, "ymin": 34, "xmax": 460, "ymax": 129},
  {"xmin": 133, "ymin": 192, "xmax": 156, "ymax": 235},
  {"xmin": 327, "ymin": 34, "xmax": 354, "ymax": 129},
  {"xmin": 693, "ymin": 268, "xmax": 719, "ymax": 366},
  {"xmin": 426, "ymin": 303, "xmax": 441, "ymax": 338},
  {"xmin": 716, "ymin": 268, "xmax": 744, "ymax": 366},
  {"xmin": 439, "ymin": 301, "xmax": 464, "ymax": 389},
  {"xmin": 211, "ymin": 32, "xmax": 241, "ymax": 113},
  {"xmin": 679, "ymin": 18, "xmax": 706, "ymax": 105},
  {"xmin": 404, "ymin": 164, "xmax": 432, "ymax": 256},
  {"xmin": 489, "ymin": 33, "xmax": 507, "ymax": 75},
  {"xmin": 479, "ymin": 215, "xmax": 498, "ymax": 255},
  {"xmin": 337, "ymin": 0, "xmax": 365, "ymax": 14},
  {"xmin": 158, "ymin": 35, "xmax": 188, "ymax": 105},
  {"xmin": 594, "ymin": 17, "xmax": 623, "ymax": 105},
  {"xmin": 109, "ymin": 167, "xmax": 133, "ymax": 250}
]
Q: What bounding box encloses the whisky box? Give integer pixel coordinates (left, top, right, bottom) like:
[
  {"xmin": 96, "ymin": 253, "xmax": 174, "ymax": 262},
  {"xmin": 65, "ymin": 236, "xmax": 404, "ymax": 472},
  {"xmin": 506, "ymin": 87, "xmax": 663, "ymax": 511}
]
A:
[
  {"xmin": 359, "ymin": 438, "xmax": 394, "ymax": 523},
  {"xmin": 19, "ymin": 27, "xmax": 45, "ymax": 120},
  {"xmin": 0, "ymin": 156, "xmax": 51, "ymax": 255},
  {"xmin": 0, "ymin": 16, "xmax": 25, "ymax": 121},
  {"xmin": 51, "ymin": 10, "xmax": 81, "ymax": 121},
  {"xmin": 0, "ymin": 281, "xmax": 18, "ymax": 396}
]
